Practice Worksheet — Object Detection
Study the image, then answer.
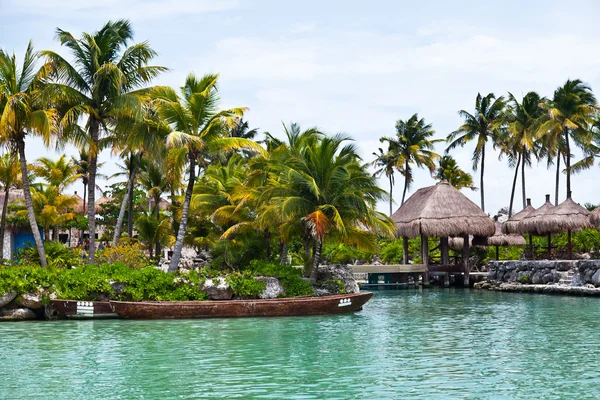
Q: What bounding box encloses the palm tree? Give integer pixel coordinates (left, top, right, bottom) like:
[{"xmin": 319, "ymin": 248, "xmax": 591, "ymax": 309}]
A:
[
  {"xmin": 371, "ymin": 147, "xmax": 399, "ymax": 216},
  {"xmin": 503, "ymin": 91, "xmax": 545, "ymax": 214},
  {"xmin": 447, "ymin": 93, "xmax": 506, "ymax": 212},
  {"xmin": 32, "ymin": 155, "xmax": 80, "ymax": 191},
  {"xmin": 0, "ymin": 154, "xmax": 21, "ymax": 258},
  {"xmin": 434, "ymin": 155, "xmax": 476, "ymax": 190},
  {"xmin": 42, "ymin": 19, "xmax": 166, "ymax": 264},
  {"xmin": 381, "ymin": 114, "xmax": 441, "ymax": 205},
  {"xmin": 266, "ymin": 134, "xmax": 395, "ymax": 280},
  {"xmin": 539, "ymin": 79, "xmax": 597, "ymax": 200},
  {"xmin": 152, "ymin": 73, "xmax": 262, "ymax": 272},
  {"xmin": 0, "ymin": 41, "xmax": 57, "ymax": 267}
]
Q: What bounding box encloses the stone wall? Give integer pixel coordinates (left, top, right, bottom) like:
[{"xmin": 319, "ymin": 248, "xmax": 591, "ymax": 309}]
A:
[{"xmin": 487, "ymin": 260, "xmax": 600, "ymax": 287}]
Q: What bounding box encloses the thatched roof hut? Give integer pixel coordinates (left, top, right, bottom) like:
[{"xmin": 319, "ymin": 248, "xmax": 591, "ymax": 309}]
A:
[
  {"xmin": 72, "ymin": 191, "xmax": 84, "ymax": 214},
  {"xmin": 475, "ymin": 222, "xmax": 526, "ymax": 247},
  {"xmin": 502, "ymin": 198, "xmax": 536, "ymax": 234},
  {"xmin": 518, "ymin": 195, "xmax": 555, "ymax": 235},
  {"xmin": 522, "ymin": 195, "xmax": 590, "ymax": 235},
  {"xmin": 0, "ymin": 189, "xmax": 24, "ymax": 212},
  {"xmin": 392, "ymin": 181, "xmax": 495, "ymax": 238},
  {"xmin": 591, "ymin": 208, "xmax": 600, "ymax": 229}
]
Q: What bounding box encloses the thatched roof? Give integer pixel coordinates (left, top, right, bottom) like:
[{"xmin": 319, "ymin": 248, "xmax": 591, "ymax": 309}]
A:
[
  {"xmin": 392, "ymin": 182, "xmax": 495, "ymax": 238},
  {"xmin": 518, "ymin": 195, "xmax": 555, "ymax": 235},
  {"xmin": 529, "ymin": 197, "xmax": 590, "ymax": 235},
  {"xmin": 502, "ymin": 199, "xmax": 536, "ymax": 234},
  {"xmin": 0, "ymin": 189, "xmax": 24, "ymax": 212},
  {"xmin": 474, "ymin": 222, "xmax": 526, "ymax": 246},
  {"xmin": 72, "ymin": 192, "xmax": 84, "ymax": 214},
  {"xmin": 591, "ymin": 208, "xmax": 600, "ymax": 229},
  {"xmin": 72, "ymin": 193, "xmax": 114, "ymax": 214}
]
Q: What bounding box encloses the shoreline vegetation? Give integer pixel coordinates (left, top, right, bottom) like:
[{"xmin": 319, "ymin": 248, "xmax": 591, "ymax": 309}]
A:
[{"xmin": 1, "ymin": 18, "xmax": 600, "ymax": 322}]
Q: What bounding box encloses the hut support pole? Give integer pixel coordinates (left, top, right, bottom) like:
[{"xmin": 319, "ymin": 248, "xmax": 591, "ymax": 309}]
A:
[
  {"xmin": 462, "ymin": 234, "xmax": 470, "ymax": 286},
  {"xmin": 547, "ymin": 234, "xmax": 552, "ymax": 259},
  {"xmin": 495, "ymin": 245, "xmax": 499, "ymax": 261},
  {"xmin": 421, "ymin": 233, "xmax": 429, "ymax": 285},
  {"xmin": 441, "ymin": 237, "xmax": 450, "ymax": 287},
  {"xmin": 528, "ymin": 235, "xmax": 533, "ymax": 259},
  {"xmin": 402, "ymin": 236, "xmax": 409, "ymax": 264},
  {"xmin": 567, "ymin": 230, "xmax": 572, "ymax": 260}
]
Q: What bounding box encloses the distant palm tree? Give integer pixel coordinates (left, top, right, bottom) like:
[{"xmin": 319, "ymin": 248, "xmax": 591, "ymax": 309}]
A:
[
  {"xmin": 32, "ymin": 155, "xmax": 80, "ymax": 191},
  {"xmin": 43, "ymin": 19, "xmax": 166, "ymax": 263},
  {"xmin": 0, "ymin": 41, "xmax": 57, "ymax": 267},
  {"xmin": 540, "ymin": 79, "xmax": 597, "ymax": 201},
  {"xmin": 371, "ymin": 148, "xmax": 399, "ymax": 216},
  {"xmin": 502, "ymin": 91, "xmax": 546, "ymax": 214},
  {"xmin": 434, "ymin": 155, "xmax": 476, "ymax": 191},
  {"xmin": 447, "ymin": 93, "xmax": 505, "ymax": 212},
  {"xmin": 0, "ymin": 154, "xmax": 21, "ymax": 258},
  {"xmin": 381, "ymin": 113, "xmax": 441, "ymax": 205}
]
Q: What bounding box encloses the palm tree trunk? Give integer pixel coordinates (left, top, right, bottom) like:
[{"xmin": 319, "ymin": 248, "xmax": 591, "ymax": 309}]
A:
[
  {"xmin": 508, "ymin": 154, "xmax": 521, "ymax": 218},
  {"xmin": 279, "ymin": 239, "xmax": 288, "ymax": 265},
  {"xmin": 87, "ymin": 120, "xmax": 100, "ymax": 264},
  {"xmin": 0, "ymin": 186, "xmax": 10, "ymax": 259},
  {"xmin": 521, "ymin": 152, "xmax": 526, "ymax": 209},
  {"xmin": 17, "ymin": 138, "xmax": 46, "ymax": 268},
  {"xmin": 113, "ymin": 153, "xmax": 139, "ymax": 246},
  {"xmin": 555, "ymin": 152, "xmax": 561, "ymax": 206},
  {"xmin": 310, "ymin": 238, "xmax": 323, "ymax": 282},
  {"xmin": 52, "ymin": 225, "xmax": 58, "ymax": 242},
  {"xmin": 155, "ymin": 241, "xmax": 161, "ymax": 260},
  {"xmin": 168, "ymin": 155, "xmax": 196, "ymax": 272},
  {"xmin": 82, "ymin": 182, "xmax": 87, "ymax": 213},
  {"xmin": 480, "ymin": 145, "xmax": 486, "ymax": 212},
  {"xmin": 564, "ymin": 128, "xmax": 571, "ymax": 199},
  {"xmin": 264, "ymin": 229, "xmax": 271, "ymax": 260},
  {"xmin": 389, "ymin": 175, "xmax": 393, "ymax": 216}
]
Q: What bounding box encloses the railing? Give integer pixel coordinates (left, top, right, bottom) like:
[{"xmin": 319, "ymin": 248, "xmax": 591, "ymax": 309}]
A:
[{"xmin": 350, "ymin": 264, "xmax": 426, "ymax": 273}]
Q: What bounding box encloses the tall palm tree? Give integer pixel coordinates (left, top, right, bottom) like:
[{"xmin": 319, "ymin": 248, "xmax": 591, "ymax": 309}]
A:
[
  {"xmin": 32, "ymin": 155, "xmax": 80, "ymax": 191},
  {"xmin": 381, "ymin": 113, "xmax": 441, "ymax": 205},
  {"xmin": 0, "ymin": 41, "xmax": 57, "ymax": 267},
  {"xmin": 539, "ymin": 79, "xmax": 597, "ymax": 200},
  {"xmin": 447, "ymin": 93, "xmax": 506, "ymax": 212},
  {"xmin": 503, "ymin": 91, "xmax": 545, "ymax": 214},
  {"xmin": 152, "ymin": 73, "xmax": 261, "ymax": 272},
  {"xmin": 266, "ymin": 134, "xmax": 395, "ymax": 280},
  {"xmin": 0, "ymin": 154, "xmax": 21, "ymax": 258},
  {"xmin": 371, "ymin": 147, "xmax": 398, "ymax": 216},
  {"xmin": 42, "ymin": 19, "xmax": 166, "ymax": 264},
  {"xmin": 434, "ymin": 155, "xmax": 476, "ymax": 191}
]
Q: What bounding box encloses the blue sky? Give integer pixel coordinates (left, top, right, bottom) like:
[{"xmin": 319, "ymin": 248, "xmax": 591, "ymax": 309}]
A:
[{"xmin": 1, "ymin": 0, "xmax": 600, "ymax": 214}]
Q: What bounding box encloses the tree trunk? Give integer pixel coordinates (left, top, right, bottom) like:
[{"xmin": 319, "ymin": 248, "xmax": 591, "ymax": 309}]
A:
[
  {"xmin": 113, "ymin": 153, "xmax": 139, "ymax": 246},
  {"xmin": 279, "ymin": 239, "xmax": 288, "ymax": 265},
  {"xmin": 554, "ymin": 152, "xmax": 561, "ymax": 206},
  {"xmin": 155, "ymin": 241, "xmax": 161, "ymax": 260},
  {"xmin": 0, "ymin": 186, "xmax": 10, "ymax": 260},
  {"xmin": 87, "ymin": 120, "xmax": 100, "ymax": 264},
  {"xmin": 564, "ymin": 127, "xmax": 571, "ymax": 199},
  {"xmin": 508, "ymin": 154, "xmax": 521, "ymax": 218},
  {"xmin": 389, "ymin": 175, "xmax": 393, "ymax": 216},
  {"xmin": 81, "ymin": 181, "xmax": 87, "ymax": 240},
  {"xmin": 168, "ymin": 155, "xmax": 196, "ymax": 272},
  {"xmin": 17, "ymin": 139, "xmax": 47, "ymax": 268},
  {"xmin": 310, "ymin": 238, "xmax": 323, "ymax": 282},
  {"xmin": 52, "ymin": 225, "xmax": 58, "ymax": 242},
  {"xmin": 521, "ymin": 152, "xmax": 526, "ymax": 209},
  {"xmin": 480, "ymin": 145, "xmax": 486, "ymax": 212}
]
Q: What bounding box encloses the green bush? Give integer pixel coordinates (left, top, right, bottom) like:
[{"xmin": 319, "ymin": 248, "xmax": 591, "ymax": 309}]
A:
[
  {"xmin": 322, "ymin": 243, "xmax": 372, "ymax": 265},
  {"xmin": 246, "ymin": 260, "xmax": 315, "ymax": 297},
  {"xmin": 16, "ymin": 241, "xmax": 81, "ymax": 268},
  {"xmin": 96, "ymin": 243, "xmax": 150, "ymax": 269},
  {"xmin": 226, "ymin": 271, "xmax": 266, "ymax": 297}
]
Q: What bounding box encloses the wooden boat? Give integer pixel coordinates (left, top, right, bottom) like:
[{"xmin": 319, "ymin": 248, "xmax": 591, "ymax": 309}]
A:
[
  {"xmin": 49, "ymin": 300, "xmax": 118, "ymax": 319},
  {"xmin": 109, "ymin": 292, "xmax": 373, "ymax": 319}
]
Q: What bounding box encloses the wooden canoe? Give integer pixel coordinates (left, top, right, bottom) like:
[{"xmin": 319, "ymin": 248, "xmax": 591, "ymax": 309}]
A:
[
  {"xmin": 49, "ymin": 300, "xmax": 119, "ymax": 319},
  {"xmin": 109, "ymin": 292, "xmax": 373, "ymax": 319}
]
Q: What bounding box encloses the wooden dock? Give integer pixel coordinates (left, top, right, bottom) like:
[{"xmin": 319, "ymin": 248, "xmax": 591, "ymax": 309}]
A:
[{"xmin": 351, "ymin": 264, "xmax": 485, "ymax": 288}]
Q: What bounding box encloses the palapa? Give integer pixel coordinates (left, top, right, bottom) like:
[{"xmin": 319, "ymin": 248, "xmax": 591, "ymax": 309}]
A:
[
  {"xmin": 591, "ymin": 208, "xmax": 600, "ymax": 229},
  {"xmin": 72, "ymin": 192, "xmax": 85, "ymax": 214},
  {"xmin": 0, "ymin": 189, "xmax": 24, "ymax": 212},
  {"xmin": 392, "ymin": 181, "xmax": 495, "ymax": 238},
  {"xmin": 518, "ymin": 195, "xmax": 555, "ymax": 235},
  {"xmin": 522, "ymin": 196, "xmax": 590, "ymax": 235},
  {"xmin": 475, "ymin": 222, "xmax": 526, "ymax": 247},
  {"xmin": 502, "ymin": 198, "xmax": 535, "ymax": 234}
]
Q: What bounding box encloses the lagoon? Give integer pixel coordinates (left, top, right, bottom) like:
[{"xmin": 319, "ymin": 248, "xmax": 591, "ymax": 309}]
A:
[{"xmin": 1, "ymin": 289, "xmax": 599, "ymax": 399}]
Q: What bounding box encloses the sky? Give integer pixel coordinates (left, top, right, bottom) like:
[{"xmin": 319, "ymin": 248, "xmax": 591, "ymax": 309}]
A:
[{"xmin": 1, "ymin": 0, "xmax": 600, "ymax": 214}]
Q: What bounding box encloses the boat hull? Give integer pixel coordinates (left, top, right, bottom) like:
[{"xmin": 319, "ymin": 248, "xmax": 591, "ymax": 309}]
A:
[
  {"xmin": 49, "ymin": 300, "xmax": 118, "ymax": 319},
  {"xmin": 109, "ymin": 292, "xmax": 373, "ymax": 319}
]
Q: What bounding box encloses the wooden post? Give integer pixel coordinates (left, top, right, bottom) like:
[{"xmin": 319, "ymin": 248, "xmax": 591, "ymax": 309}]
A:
[
  {"xmin": 402, "ymin": 236, "xmax": 409, "ymax": 264},
  {"xmin": 421, "ymin": 233, "xmax": 429, "ymax": 285},
  {"xmin": 547, "ymin": 234, "xmax": 552, "ymax": 259},
  {"xmin": 441, "ymin": 237, "xmax": 450, "ymax": 287},
  {"xmin": 567, "ymin": 230, "xmax": 572, "ymax": 260},
  {"xmin": 495, "ymin": 245, "xmax": 499, "ymax": 261},
  {"xmin": 528, "ymin": 234, "xmax": 533, "ymax": 259},
  {"xmin": 463, "ymin": 234, "xmax": 470, "ymax": 286}
]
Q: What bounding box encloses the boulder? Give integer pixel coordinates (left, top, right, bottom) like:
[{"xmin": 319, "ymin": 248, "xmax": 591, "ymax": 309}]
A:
[
  {"xmin": 0, "ymin": 308, "xmax": 36, "ymax": 321},
  {"xmin": 15, "ymin": 293, "xmax": 43, "ymax": 310},
  {"xmin": 256, "ymin": 276, "xmax": 285, "ymax": 299},
  {"xmin": 316, "ymin": 264, "xmax": 359, "ymax": 294},
  {"xmin": 0, "ymin": 291, "xmax": 17, "ymax": 308},
  {"xmin": 531, "ymin": 271, "xmax": 544, "ymax": 285},
  {"xmin": 200, "ymin": 277, "xmax": 233, "ymax": 300},
  {"xmin": 542, "ymin": 273, "xmax": 554, "ymax": 284},
  {"xmin": 592, "ymin": 270, "xmax": 600, "ymax": 287}
]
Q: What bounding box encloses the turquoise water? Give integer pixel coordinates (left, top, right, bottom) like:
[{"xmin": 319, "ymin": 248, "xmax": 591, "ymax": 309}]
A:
[{"xmin": 1, "ymin": 289, "xmax": 600, "ymax": 399}]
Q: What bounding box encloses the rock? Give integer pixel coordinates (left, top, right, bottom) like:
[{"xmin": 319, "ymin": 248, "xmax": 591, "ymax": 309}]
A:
[
  {"xmin": 572, "ymin": 272, "xmax": 583, "ymax": 287},
  {"xmin": 0, "ymin": 308, "xmax": 36, "ymax": 321},
  {"xmin": 481, "ymin": 282, "xmax": 492, "ymax": 289},
  {"xmin": 15, "ymin": 293, "xmax": 43, "ymax": 310},
  {"xmin": 0, "ymin": 291, "xmax": 17, "ymax": 308},
  {"xmin": 200, "ymin": 277, "xmax": 233, "ymax": 300},
  {"xmin": 315, "ymin": 264, "xmax": 359, "ymax": 294},
  {"xmin": 592, "ymin": 270, "xmax": 600, "ymax": 287},
  {"xmin": 585, "ymin": 284, "xmax": 596, "ymax": 289},
  {"xmin": 531, "ymin": 271, "xmax": 544, "ymax": 285},
  {"xmin": 256, "ymin": 276, "xmax": 285, "ymax": 299},
  {"xmin": 542, "ymin": 273, "xmax": 554, "ymax": 284}
]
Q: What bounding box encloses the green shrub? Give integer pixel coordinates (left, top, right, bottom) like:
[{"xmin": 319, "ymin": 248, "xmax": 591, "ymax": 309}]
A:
[
  {"xmin": 16, "ymin": 241, "xmax": 81, "ymax": 268},
  {"xmin": 322, "ymin": 243, "xmax": 372, "ymax": 265},
  {"xmin": 246, "ymin": 260, "xmax": 315, "ymax": 297},
  {"xmin": 319, "ymin": 279, "xmax": 346, "ymax": 294},
  {"xmin": 226, "ymin": 271, "xmax": 266, "ymax": 297},
  {"xmin": 96, "ymin": 243, "xmax": 150, "ymax": 269}
]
